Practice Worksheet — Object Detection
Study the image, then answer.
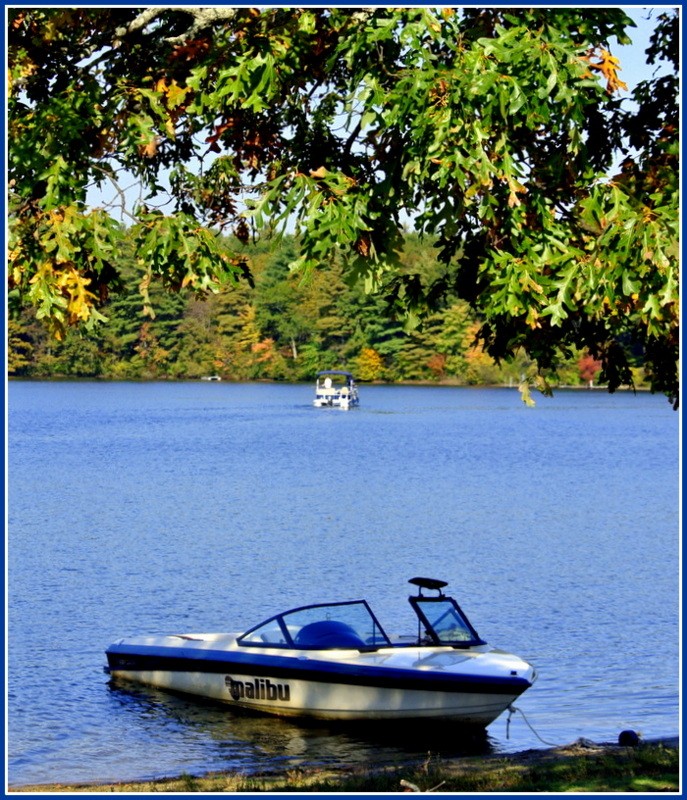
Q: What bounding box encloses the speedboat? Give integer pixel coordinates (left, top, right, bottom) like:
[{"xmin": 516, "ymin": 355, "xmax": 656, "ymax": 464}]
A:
[
  {"xmin": 105, "ymin": 578, "xmax": 536, "ymax": 726},
  {"xmin": 313, "ymin": 370, "xmax": 359, "ymax": 409}
]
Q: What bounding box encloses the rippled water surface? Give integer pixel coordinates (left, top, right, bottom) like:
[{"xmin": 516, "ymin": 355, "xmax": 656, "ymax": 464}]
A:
[{"xmin": 7, "ymin": 381, "xmax": 680, "ymax": 786}]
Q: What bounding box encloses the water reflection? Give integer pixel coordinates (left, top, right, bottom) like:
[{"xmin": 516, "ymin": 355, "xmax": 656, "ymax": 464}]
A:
[{"xmin": 106, "ymin": 680, "xmax": 495, "ymax": 775}]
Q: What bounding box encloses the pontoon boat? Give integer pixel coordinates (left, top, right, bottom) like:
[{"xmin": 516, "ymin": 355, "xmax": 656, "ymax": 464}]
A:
[{"xmin": 313, "ymin": 370, "xmax": 359, "ymax": 409}]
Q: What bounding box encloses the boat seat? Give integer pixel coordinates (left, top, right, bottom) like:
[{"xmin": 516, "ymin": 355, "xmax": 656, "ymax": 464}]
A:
[{"xmin": 294, "ymin": 620, "xmax": 366, "ymax": 648}]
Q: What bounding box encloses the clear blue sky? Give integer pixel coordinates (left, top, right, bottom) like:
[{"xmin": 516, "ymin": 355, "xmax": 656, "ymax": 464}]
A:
[{"xmin": 616, "ymin": 6, "xmax": 671, "ymax": 91}]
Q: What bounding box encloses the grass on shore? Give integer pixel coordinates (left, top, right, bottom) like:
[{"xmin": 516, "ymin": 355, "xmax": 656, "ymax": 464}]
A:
[{"xmin": 9, "ymin": 741, "xmax": 679, "ymax": 794}]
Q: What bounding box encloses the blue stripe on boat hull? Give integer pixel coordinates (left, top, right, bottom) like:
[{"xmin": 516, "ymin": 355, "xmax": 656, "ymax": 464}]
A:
[{"xmin": 105, "ymin": 645, "xmax": 532, "ymax": 697}]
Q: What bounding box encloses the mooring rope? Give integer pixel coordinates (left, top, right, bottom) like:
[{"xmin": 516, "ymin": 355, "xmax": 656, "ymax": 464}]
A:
[{"xmin": 507, "ymin": 704, "xmax": 561, "ymax": 747}]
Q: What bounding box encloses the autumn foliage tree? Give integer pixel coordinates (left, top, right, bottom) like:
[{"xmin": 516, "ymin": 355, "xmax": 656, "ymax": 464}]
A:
[
  {"xmin": 578, "ymin": 353, "xmax": 603, "ymax": 387},
  {"xmin": 7, "ymin": 7, "xmax": 679, "ymax": 406}
]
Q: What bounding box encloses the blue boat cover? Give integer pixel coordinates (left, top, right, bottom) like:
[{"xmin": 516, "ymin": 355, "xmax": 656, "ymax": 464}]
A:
[{"xmin": 294, "ymin": 621, "xmax": 365, "ymax": 648}]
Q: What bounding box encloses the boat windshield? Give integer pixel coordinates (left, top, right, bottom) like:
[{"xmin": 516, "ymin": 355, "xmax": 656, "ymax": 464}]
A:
[
  {"xmin": 410, "ymin": 597, "xmax": 484, "ymax": 647},
  {"xmin": 238, "ymin": 600, "xmax": 391, "ymax": 649}
]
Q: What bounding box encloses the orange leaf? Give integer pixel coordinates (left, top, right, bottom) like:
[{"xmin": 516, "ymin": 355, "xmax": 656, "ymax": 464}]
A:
[
  {"xmin": 587, "ymin": 48, "xmax": 628, "ymax": 93},
  {"xmin": 139, "ymin": 138, "xmax": 159, "ymax": 158}
]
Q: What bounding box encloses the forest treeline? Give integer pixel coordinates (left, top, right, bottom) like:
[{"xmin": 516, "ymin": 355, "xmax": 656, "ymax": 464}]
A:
[{"xmin": 8, "ymin": 233, "xmax": 641, "ymax": 388}]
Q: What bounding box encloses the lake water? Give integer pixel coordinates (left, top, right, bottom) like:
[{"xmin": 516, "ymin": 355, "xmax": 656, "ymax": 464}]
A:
[{"xmin": 7, "ymin": 381, "xmax": 680, "ymax": 787}]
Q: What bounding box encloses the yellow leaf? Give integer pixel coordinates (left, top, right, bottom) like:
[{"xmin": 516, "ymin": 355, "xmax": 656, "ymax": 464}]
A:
[
  {"xmin": 465, "ymin": 183, "xmax": 480, "ymax": 199},
  {"xmin": 600, "ymin": 49, "xmax": 620, "ymax": 67},
  {"xmin": 587, "ymin": 48, "xmax": 628, "ymax": 93},
  {"xmin": 165, "ymin": 81, "xmax": 188, "ymax": 108}
]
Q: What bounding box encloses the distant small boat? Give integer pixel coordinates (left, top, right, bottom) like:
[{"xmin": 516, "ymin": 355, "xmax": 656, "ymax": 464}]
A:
[
  {"xmin": 104, "ymin": 577, "xmax": 536, "ymax": 725},
  {"xmin": 313, "ymin": 370, "xmax": 359, "ymax": 409},
  {"xmin": 200, "ymin": 376, "xmax": 222, "ymax": 381}
]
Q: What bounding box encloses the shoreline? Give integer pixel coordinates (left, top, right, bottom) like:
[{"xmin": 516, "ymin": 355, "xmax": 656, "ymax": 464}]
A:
[
  {"xmin": 9, "ymin": 736, "xmax": 679, "ymax": 794},
  {"xmin": 7, "ymin": 375, "xmax": 648, "ymax": 390}
]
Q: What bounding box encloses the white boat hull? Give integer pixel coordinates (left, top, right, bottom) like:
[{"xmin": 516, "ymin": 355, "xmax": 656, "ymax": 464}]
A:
[
  {"xmin": 313, "ymin": 395, "xmax": 358, "ymax": 409},
  {"xmin": 111, "ymin": 668, "xmax": 522, "ymax": 724},
  {"xmin": 106, "ymin": 636, "xmax": 534, "ymax": 725}
]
